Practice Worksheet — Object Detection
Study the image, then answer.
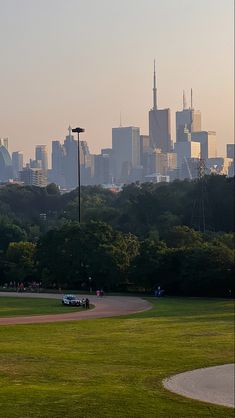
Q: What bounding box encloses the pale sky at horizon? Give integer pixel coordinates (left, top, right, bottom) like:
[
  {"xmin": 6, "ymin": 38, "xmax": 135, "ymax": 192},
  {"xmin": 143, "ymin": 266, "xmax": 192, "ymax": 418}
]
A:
[{"xmin": 0, "ymin": 0, "xmax": 234, "ymax": 163}]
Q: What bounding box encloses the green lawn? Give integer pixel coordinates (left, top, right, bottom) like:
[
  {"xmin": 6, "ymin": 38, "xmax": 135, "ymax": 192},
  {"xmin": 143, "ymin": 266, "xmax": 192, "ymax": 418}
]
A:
[
  {"xmin": 0, "ymin": 296, "xmax": 83, "ymax": 316},
  {"xmin": 0, "ymin": 297, "xmax": 234, "ymax": 418}
]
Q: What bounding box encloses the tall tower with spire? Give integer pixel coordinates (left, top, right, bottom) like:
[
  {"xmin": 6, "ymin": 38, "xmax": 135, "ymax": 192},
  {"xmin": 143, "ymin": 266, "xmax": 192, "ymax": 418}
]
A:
[
  {"xmin": 148, "ymin": 62, "xmax": 171, "ymax": 152},
  {"xmin": 183, "ymin": 90, "xmax": 187, "ymax": 110},
  {"xmin": 153, "ymin": 60, "xmax": 157, "ymax": 110},
  {"xmin": 68, "ymin": 125, "xmax": 72, "ymax": 138},
  {"xmin": 176, "ymin": 89, "xmax": 202, "ymax": 142}
]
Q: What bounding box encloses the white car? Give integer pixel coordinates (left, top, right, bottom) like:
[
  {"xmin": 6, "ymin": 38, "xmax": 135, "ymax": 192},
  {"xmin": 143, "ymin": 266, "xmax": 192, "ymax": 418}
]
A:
[{"xmin": 62, "ymin": 294, "xmax": 81, "ymax": 306}]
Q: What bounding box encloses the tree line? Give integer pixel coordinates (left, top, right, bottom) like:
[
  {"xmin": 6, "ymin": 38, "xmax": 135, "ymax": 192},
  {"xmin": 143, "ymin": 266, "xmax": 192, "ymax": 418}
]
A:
[{"xmin": 0, "ymin": 175, "xmax": 234, "ymax": 296}]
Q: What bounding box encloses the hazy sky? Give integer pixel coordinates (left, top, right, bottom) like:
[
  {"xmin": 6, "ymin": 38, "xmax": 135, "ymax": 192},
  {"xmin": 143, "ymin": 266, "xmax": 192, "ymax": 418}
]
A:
[{"xmin": 0, "ymin": 0, "xmax": 234, "ymax": 163}]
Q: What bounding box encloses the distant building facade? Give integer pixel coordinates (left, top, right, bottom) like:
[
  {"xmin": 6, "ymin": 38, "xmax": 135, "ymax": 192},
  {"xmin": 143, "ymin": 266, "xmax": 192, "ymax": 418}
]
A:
[
  {"xmin": 0, "ymin": 145, "xmax": 12, "ymax": 182},
  {"xmin": 20, "ymin": 167, "xmax": 47, "ymax": 187},
  {"xmin": 176, "ymin": 90, "xmax": 201, "ymax": 142},
  {"xmin": 191, "ymin": 131, "xmax": 217, "ymax": 159},
  {"xmin": 149, "ymin": 108, "xmax": 171, "ymax": 152},
  {"xmin": 206, "ymin": 157, "xmax": 233, "ymax": 176},
  {"xmin": 35, "ymin": 145, "xmax": 48, "ymax": 185},
  {"xmin": 35, "ymin": 145, "xmax": 48, "ymax": 171},
  {"xmin": 80, "ymin": 140, "xmax": 93, "ymax": 185},
  {"xmin": 94, "ymin": 154, "xmax": 111, "ymax": 185},
  {"xmin": 12, "ymin": 151, "xmax": 23, "ymax": 179},
  {"xmin": 51, "ymin": 140, "xmax": 66, "ymax": 186},
  {"xmin": 174, "ymin": 141, "xmax": 201, "ymax": 169},
  {"xmin": 50, "ymin": 127, "xmax": 95, "ymax": 189},
  {"xmin": 112, "ymin": 126, "xmax": 140, "ymax": 182},
  {"xmin": 0, "ymin": 138, "xmax": 9, "ymax": 149},
  {"xmin": 226, "ymin": 144, "xmax": 235, "ymax": 159}
]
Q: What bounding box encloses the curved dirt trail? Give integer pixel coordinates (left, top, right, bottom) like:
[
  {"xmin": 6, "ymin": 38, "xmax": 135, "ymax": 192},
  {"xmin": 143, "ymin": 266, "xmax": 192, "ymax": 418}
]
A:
[
  {"xmin": 163, "ymin": 364, "xmax": 235, "ymax": 408},
  {"xmin": 0, "ymin": 292, "xmax": 151, "ymax": 325}
]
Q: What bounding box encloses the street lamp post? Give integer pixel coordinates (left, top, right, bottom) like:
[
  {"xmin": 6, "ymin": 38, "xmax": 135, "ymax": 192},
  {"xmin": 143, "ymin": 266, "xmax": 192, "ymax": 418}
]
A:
[
  {"xmin": 72, "ymin": 127, "xmax": 85, "ymax": 223},
  {"xmin": 88, "ymin": 276, "xmax": 92, "ymax": 294}
]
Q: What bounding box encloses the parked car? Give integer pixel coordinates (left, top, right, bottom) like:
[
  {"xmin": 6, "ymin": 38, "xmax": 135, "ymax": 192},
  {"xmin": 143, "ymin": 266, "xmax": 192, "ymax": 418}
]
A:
[{"xmin": 62, "ymin": 294, "xmax": 82, "ymax": 306}]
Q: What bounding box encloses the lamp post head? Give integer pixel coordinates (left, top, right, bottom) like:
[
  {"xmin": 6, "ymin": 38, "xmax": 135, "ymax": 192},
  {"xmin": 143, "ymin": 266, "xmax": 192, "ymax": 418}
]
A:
[{"xmin": 72, "ymin": 127, "xmax": 85, "ymax": 134}]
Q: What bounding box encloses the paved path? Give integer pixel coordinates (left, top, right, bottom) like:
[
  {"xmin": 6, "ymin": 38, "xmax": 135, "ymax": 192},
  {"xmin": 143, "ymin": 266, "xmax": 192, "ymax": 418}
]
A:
[
  {"xmin": 163, "ymin": 364, "xmax": 235, "ymax": 408},
  {"xmin": 0, "ymin": 292, "xmax": 151, "ymax": 325}
]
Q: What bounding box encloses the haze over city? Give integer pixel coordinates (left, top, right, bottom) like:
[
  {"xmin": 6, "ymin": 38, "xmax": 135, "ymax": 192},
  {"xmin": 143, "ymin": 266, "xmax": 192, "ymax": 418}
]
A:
[
  {"xmin": 0, "ymin": 2, "xmax": 234, "ymax": 417},
  {"xmin": 0, "ymin": 0, "xmax": 234, "ymax": 162}
]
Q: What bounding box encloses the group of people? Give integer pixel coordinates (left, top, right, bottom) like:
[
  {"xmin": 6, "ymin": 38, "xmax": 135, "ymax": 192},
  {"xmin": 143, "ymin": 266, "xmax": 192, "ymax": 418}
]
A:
[
  {"xmin": 96, "ymin": 289, "xmax": 104, "ymax": 297},
  {"xmin": 1, "ymin": 281, "xmax": 42, "ymax": 292}
]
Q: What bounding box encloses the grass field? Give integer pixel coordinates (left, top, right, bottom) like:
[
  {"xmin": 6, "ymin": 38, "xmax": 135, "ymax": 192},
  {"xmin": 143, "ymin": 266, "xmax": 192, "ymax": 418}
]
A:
[
  {"xmin": 0, "ymin": 296, "xmax": 83, "ymax": 317},
  {"xmin": 0, "ymin": 297, "xmax": 234, "ymax": 418}
]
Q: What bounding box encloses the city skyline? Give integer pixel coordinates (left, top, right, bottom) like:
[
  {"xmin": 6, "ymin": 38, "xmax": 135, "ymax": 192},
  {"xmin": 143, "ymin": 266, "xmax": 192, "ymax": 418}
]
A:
[
  {"xmin": 1, "ymin": 55, "xmax": 234, "ymax": 186},
  {"xmin": 0, "ymin": 0, "xmax": 234, "ymax": 161}
]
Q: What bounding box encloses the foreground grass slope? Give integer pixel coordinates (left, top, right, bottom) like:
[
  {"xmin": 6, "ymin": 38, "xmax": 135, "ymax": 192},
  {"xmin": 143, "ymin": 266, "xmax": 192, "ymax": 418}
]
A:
[{"xmin": 0, "ymin": 298, "xmax": 234, "ymax": 418}]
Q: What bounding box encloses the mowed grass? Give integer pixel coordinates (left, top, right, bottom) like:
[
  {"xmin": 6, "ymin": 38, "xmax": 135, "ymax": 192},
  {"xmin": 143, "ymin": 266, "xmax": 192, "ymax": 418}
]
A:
[
  {"xmin": 0, "ymin": 298, "xmax": 234, "ymax": 418},
  {"xmin": 0, "ymin": 296, "xmax": 83, "ymax": 316}
]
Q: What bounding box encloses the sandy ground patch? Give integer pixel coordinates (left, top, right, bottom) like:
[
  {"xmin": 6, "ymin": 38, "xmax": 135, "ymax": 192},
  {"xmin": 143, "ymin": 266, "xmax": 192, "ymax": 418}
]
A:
[{"xmin": 163, "ymin": 364, "xmax": 235, "ymax": 408}]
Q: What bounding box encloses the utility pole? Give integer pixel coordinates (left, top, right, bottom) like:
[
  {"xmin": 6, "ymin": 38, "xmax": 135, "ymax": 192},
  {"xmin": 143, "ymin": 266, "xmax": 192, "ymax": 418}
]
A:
[{"xmin": 72, "ymin": 127, "xmax": 85, "ymax": 223}]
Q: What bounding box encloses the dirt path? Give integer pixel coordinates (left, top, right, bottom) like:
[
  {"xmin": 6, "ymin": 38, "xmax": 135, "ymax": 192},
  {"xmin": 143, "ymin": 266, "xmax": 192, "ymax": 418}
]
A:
[
  {"xmin": 0, "ymin": 292, "xmax": 151, "ymax": 325},
  {"xmin": 163, "ymin": 364, "xmax": 235, "ymax": 408}
]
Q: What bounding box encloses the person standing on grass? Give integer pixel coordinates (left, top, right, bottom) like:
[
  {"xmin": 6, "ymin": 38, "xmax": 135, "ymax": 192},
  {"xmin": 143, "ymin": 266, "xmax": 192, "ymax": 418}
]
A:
[{"xmin": 85, "ymin": 298, "xmax": 90, "ymax": 309}]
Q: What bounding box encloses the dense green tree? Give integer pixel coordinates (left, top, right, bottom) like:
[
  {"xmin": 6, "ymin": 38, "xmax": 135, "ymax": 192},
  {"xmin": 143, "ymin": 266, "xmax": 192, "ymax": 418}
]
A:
[
  {"xmin": 178, "ymin": 243, "xmax": 234, "ymax": 296},
  {"xmin": 212, "ymin": 233, "xmax": 235, "ymax": 250},
  {"xmin": 45, "ymin": 183, "xmax": 60, "ymax": 195},
  {"xmin": 156, "ymin": 243, "xmax": 234, "ymax": 297},
  {"xmin": 0, "ymin": 176, "xmax": 234, "ymax": 234},
  {"xmin": 0, "ymin": 218, "xmax": 27, "ymax": 251},
  {"xmin": 164, "ymin": 225, "xmax": 203, "ymax": 248},
  {"xmin": 6, "ymin": 241, "xmax": 36, "ymax": 283},
  {"xmin": 0, "ymin": 176, "xmax": 234, "ymax": 295},
  {"xmin": 37, "ymin": 221, "xmax": 139, "ymax": 290},
  {"xmin": 131, "ymin": 239, "xmax": 167, "ymax": 290}
]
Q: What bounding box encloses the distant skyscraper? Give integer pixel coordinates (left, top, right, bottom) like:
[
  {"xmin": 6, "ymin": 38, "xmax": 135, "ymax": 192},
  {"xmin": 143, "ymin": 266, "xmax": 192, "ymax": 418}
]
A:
[
  {"xmin": 226, "ymin": 144, "xmax": 235, "ymax": 159},
  {"xmin": 35, "ymin": 145, "xmax": 48, "ymax": 185},
  {"xmin": 148, "ymin": 149, "xmax": 166, "ymax": 175},
  {"xmin": 146, "ymin": 149, "xmax": 177, "ymax": 176},
  {"xmin": 51, "ymin": 128, "xmax": 93, "ymax": 189},
  {"xmin": 101, "ymin": 148, "xmax": 112, "ymax": 157},
  {"xmin": 112, "ymin": 126, "xmax": 140, "ymax": 181},
  {"xmin": 148, "ymin": 62, "xmax": 171, "ymax": 152},
  {"xmin": 80, "ymin": 141, "xmax": 89, "ymax": 164},
  {"xmin": 176, "ymin": 90, "xmax": 202, "ymax": 142},
  {"xmin": 20, "ymin": 167, "xmax": 47, "ymax": 187},
  {"xmin": 0, "ymin": 144, "xmax": 12, "ymax": 181},
  {"xmin": 35, "ymin": 145, "xmax": 48, "ymax": 171},
  {"xmin": 94, "ymin": 154, "xmax": 111, "ymax": 185},
  {"xmin": 191, "ymin": 131, "xmax": 217, "ymax": 159},
  {"xmin": 140, "ymin": 135, "xmax": 151, "ymax": 165},
  {"xmin": 30, "ymin": 159, "xmax": 42, "ymax": 168},
  {"xmin": 51, "ymin": 140, "xmax": 66, "ymax": 186},
  {"xmin": 140, "ymin": 135, "xmax": 152, "ymax": 177},
  {"xmin": 174, "ymin": 141, "xmax": 201, "ymax": 169},
  {"xmin": 80, "ymin": 140, "xmax": 93, "ymax": 185},
  {"xmin": 0, "ymin": 138, "xmax": 9, "ymax": 150},
  {"xmin": 12, "ymin": 151, "xmax": 23, "ymax": 179},
  {"xmin": 63, "ymin": 126, "xmax": 78, "ymax": 190}
]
